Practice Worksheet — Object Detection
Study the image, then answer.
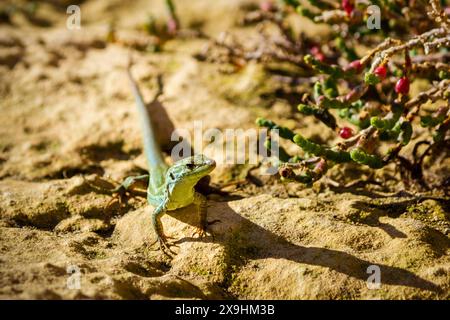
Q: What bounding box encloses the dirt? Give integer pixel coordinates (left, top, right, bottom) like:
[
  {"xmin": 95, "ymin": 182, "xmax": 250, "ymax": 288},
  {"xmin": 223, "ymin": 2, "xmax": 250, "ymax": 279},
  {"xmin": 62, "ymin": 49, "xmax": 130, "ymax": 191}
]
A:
[{"xmin": 0, "ymin": 0, "xmax": 449, "ymax": 300}]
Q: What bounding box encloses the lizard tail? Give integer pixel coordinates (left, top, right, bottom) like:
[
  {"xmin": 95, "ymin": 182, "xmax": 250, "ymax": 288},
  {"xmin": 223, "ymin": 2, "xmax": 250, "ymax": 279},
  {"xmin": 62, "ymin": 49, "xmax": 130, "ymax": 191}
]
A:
[{"xmin": 126, "ymin": 57, "xmax": 167, "ymax": 169}]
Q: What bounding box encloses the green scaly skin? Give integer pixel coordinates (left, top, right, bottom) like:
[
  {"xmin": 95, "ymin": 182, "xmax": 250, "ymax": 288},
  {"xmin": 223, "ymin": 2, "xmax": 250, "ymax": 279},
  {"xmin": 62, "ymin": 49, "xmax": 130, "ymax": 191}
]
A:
[{"xmin": 120, "ymin": 65, "xmax": 216, "ymax": 254}]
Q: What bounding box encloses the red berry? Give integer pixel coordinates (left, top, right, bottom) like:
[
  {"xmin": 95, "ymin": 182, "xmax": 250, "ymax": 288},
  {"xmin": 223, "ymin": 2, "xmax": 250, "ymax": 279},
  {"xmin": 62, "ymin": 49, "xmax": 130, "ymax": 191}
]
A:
[
  {"xmin": 342, "ymin": 0, "xmax": 354, "ymax": 16},
  {"xmin": 339, "ymin": 127, "xmax": 353, "ymax": 139},
  {"xmin": 260, "ymin": 1, "xmax": 273, "ymax": 12},
  {"xmin": 374, "ymin": 65, "xmax": 387, "ymax": 79},
  {"xmin": 315, "ymin": 52, "xmax": 325, "ymax": 62},
  {"xmin": 348, "ymin": 60, "xmax": 362, "ymax": 73},
  {"xmin": 310, "ymin": 46, "xmax": 325, "ymax": 62},
  {"xmin": 395, "ymin": 77, "xmax": 410, "ymax": 95},
  {"xmin": 310, "ymin": 46, "xmax": 320, "ymax": 55}
]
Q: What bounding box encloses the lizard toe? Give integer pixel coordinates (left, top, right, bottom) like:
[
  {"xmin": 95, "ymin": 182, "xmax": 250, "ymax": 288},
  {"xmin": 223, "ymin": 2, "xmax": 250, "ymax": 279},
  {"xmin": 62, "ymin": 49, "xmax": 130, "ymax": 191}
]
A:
[
  {"xmin": 156, "ymin": 236, "xmax": 178, "ymax": 256},
  {"xmin": 192, "ymin": 227, "xmax": 207, "ymax": 238},
  {"xmin": 193, "ymin": 226, "xmax": 217, "ymax": 240}
]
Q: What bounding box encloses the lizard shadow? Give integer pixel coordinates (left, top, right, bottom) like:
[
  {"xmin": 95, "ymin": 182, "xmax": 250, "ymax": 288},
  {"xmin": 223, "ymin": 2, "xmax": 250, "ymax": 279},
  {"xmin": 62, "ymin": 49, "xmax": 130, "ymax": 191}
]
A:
[
  {"xmin": 328, "ymin": 186, "xmax": 392, "ymax": 199},
  {"xmin": 137, "ymin": 73, "xmax": 192, "ymax": 156},
  {"xmin": 349, "ymin": 200, "xmax": 409, "ymax": 239},
  {"xmin": 350, "ymin": 198, "xmax": 450, "ymax": 239},
  {"xmin": 171, "ymin": 200, "xmax": 442, "ymax": 293},
  {"xmin": 146, "ymin": 91, "xmax": 178, "ymax": 154}
]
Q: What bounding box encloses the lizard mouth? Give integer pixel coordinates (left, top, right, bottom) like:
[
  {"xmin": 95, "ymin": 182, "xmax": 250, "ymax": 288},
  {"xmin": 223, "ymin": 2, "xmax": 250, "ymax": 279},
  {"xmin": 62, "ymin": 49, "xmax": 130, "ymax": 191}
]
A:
[
  {"xmin": 183, "ymin": 156, "xmax": 216, "ymax": 175},
  {"xmin": 201, "ymin": 158, "xmax": 216, "ymax": 172},
  {"xmin": 205, "ymin": 158, "xmax": 216, "ymax": 168}
]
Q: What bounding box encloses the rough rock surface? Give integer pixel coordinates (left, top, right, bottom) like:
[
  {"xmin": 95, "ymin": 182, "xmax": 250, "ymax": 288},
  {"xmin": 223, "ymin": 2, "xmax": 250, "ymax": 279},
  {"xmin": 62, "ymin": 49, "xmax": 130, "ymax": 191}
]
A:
[{"xmin": 0, "ymin": 0, "xmax": 449, "ymax": 299}]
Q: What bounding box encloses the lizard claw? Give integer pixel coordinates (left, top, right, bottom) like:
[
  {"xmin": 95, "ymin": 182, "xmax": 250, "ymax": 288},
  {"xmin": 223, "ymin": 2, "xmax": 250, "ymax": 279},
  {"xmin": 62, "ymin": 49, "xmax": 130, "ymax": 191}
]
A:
[
  {"xmin": 192, "ymin": 219, "xmax": 220, "ymax": 240},
  {"xmin": 192, "ymin": 227, "xmax": 208, "ymax": 238},
  {"xmin": 106, "ymin": 186, "xmax": 131, "ymax": 208},
  {"xmin": 105, "ymin": 175, "xmax": 149, "ymax": 209},
  {"xmin": 151, "ymin": 235, "xmax": 178, "ymax": 256}
]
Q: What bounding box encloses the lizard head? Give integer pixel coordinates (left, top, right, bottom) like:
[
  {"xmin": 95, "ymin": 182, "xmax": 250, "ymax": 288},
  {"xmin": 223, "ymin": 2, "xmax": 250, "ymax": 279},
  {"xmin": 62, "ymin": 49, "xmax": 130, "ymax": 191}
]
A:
[{"xmin": 166, "ymin": 154, "xmax": 216, "ymax": 184}]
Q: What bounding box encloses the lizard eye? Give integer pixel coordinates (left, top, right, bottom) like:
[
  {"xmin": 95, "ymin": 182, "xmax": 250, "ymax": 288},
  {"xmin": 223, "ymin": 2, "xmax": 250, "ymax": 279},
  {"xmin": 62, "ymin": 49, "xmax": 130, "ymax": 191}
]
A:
[
  {"xmin": 169, "ymin": 172, "xmax": 175, "ymax": 180},
  {"xmin": 186, "ymin": 163, "xmax": 195, "ymax": 170}
]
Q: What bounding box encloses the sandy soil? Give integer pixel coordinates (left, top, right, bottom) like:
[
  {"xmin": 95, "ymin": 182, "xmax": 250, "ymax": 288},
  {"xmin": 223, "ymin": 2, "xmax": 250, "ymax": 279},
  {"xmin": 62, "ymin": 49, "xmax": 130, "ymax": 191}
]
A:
[{"xmin": 0, "ymin": 0, "xmax": 449, "ymax": 299}]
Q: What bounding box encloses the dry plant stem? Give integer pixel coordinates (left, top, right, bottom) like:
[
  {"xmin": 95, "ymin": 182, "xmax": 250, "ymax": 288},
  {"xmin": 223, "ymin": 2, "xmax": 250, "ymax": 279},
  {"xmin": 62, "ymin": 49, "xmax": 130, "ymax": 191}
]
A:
[
  {"xmin": 198, "ymin": 7, "xmax": 313, "ymax": 71},
  {"xmin": 429, "ymin": 0, "xmax": 450, "ymax": 31},
  {"xmin": 405, "ymin": 79, "xmax": 450, "ymax": 121},
  {"xmin": 412, "ymin": 52, "xmax": 450, "ymax": 63},
  {"xmin": 366, "ymin": 28, "xmax": 448, "ymax": 72},
  {"xmin": 412, "ymin": 62, "xmax": 450, "ymax": 77},
  {"xmin": 243, "ymin": 10, "xmax": 298, "ymax": 48},
  {"xmin": 396, "ymin": 138, "xmax": 450, "ymax": 190},
  {"xmin": 337, "ymin": 127, "xmax": 377, "ymax": 150}
]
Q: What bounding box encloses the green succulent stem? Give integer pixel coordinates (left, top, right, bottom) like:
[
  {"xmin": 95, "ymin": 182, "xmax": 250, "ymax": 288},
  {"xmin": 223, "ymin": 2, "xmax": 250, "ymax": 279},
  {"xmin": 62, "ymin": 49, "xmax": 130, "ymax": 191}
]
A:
[
  {"xmin": 350, "ymin": 148, "xmax": 385, "ymax": 169},
  {"xmin": 264, "ymin": 138, "xmax": 292, "ymax": 163},
  {"xmin": 298, "ymin": 104, "xmax": 337, "ymax": 129},
  {"xmin": 256, "ymin": 118, "xmax": 295, "ymax": 140},
  {"xmin": 304, "ymin": 55, "xmax": 343, "ymax": 77},
  {"xmin": 293, "ymin": 134, "xmax": 351, "ymax": 163}
]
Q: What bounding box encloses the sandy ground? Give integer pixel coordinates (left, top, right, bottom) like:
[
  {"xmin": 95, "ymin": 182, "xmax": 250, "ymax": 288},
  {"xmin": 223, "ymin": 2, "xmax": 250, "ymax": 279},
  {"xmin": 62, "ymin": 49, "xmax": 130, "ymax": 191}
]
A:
[{"xmin": 0, "ymin": 0, "xmax": 449, "ymax": 299}]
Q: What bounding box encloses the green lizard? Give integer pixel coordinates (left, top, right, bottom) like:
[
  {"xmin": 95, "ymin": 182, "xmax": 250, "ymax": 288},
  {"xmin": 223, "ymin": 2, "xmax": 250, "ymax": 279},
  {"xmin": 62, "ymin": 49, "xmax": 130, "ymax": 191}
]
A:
[{"xmin": 113, "ymin": 61, "xmax": 216, "ymax": 254}]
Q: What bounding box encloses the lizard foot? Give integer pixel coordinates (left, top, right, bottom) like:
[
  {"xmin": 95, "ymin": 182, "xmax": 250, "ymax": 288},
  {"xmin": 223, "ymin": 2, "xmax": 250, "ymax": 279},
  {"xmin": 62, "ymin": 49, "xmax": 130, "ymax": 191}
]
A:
[
  {"xmin": 192, "ymin": 227, "xmax": 207, "ymax": 238},
  {"xmin": 107, "ymin": 186, "xmax": 131, "ymax": 208},
  {"xmin": 151, "ymin": 235, "xmax": 178, "ymax": 256},
  {"xmin": 106, "ymin": 175, "xmax": 149, "ymax": 209},
  {"xmin": 192, "ymin": 220, "xmax": 220, "ymax": 239}
]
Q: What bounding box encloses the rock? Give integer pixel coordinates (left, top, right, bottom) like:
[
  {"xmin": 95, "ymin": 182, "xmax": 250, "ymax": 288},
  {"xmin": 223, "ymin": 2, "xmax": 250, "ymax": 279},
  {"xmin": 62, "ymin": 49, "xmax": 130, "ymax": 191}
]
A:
[
  {"xmin": 0, "ymin": 47, "xmax": 23, "ymax": 69},
  {"xmin": 55, "ymin": 215, "xmax": 111, "ymax": 233},
  {"xmin": 113, "ymin": 208, "xmax": 155, "ymax": 249},
  {"xmin": 0, "ymin": 0, "xmax": 448, "ymax": 300}
]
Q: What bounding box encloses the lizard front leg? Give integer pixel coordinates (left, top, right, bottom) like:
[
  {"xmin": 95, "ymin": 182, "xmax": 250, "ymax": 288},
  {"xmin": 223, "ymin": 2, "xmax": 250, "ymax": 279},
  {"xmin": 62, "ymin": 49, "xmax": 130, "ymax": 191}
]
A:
[
  {"xmin": 194, "ymin": 192, "xmax": 208, "ymax": 231},
  {"xmin": 151, "ymin": 203, "xmax": 176, "ymax": 255},
  {"xmin": 114, "ymin": 174, "xmax": 149, "ymax": 192},
  {"xmin": 109, "ymin": 174, "xmax": 149, "ymax": 206},
  {"xmin": 192, "ymin": 192, "xmax": 219, "ymax": 238}
]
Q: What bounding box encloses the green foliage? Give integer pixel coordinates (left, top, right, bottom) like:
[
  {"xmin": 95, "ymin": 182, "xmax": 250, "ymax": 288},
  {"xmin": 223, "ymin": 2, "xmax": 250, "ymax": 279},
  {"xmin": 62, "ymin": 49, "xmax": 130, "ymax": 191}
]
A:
[
  {"xmin": 256, "ymin": 118, "xmax": 295, "ymax": 140},
  {"xmin": 293, "ymin": 134, "xmax": 351, "ymax": 163},
  {"xmin": 254, "ymin": 0, "xmax": 449, "ymax": 186},
  {"xmin": 350, "ymin": 148, "xmax": 384, "ymax": 169},
  {"xmin": 364, "ymin": 73, "xmax": 381, "ymax": 85}
]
